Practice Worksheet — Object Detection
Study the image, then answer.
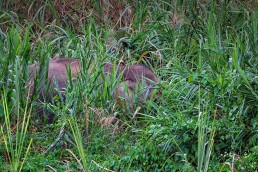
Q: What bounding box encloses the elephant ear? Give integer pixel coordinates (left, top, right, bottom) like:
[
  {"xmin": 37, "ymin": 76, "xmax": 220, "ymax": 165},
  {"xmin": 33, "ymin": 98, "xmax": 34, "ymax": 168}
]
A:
[
  {"xmin": 123, "ymin": 64, "xmax": 160, "ymax": 102},
  {"xmin": 113, "ymin": 80, "xmax": 135, "ymax": 110},
  {"xmin": 103, "ymin": 62, "xmax": 126, "ymax": 79},
  {"xmin": 25, "ymin": 62, "xmax": 40, "ymax": 100}
]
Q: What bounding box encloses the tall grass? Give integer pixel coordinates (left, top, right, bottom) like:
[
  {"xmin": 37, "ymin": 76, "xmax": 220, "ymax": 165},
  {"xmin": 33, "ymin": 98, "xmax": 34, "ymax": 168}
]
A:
[
  {"xmin": 197, "ymin": 86, "xmax": 216, "ymax": 172},
  {"xmin": 0, "ymin": 25, "xmax": 33, "ymax": 171},
  {"xmin": 0, "ymin": 0, "xmax": 257, "ymax": 171},
  {"xmin": 0, "ymin": 56, "xmax": 32, "ymax": 172},
  {"xmin": 1, "ymin": 90, "xmax": 32, "ymax": 172},
  {"xmin": 67, "ymin": 118, "xmax": 88, "ymax": 172}
]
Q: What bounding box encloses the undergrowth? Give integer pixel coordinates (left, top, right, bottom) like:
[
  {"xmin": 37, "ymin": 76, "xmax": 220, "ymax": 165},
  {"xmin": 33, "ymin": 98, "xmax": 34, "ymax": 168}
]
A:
[{"xmin": 0, "ymin": 0, "xmax": 257, "ymax": 171}]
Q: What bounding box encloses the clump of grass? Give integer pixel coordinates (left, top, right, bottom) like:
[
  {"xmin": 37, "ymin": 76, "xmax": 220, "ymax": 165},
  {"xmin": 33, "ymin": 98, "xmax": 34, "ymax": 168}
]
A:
[{"xmin": 0, "ymin": 90, "xmax": 33, "ymax": 172}]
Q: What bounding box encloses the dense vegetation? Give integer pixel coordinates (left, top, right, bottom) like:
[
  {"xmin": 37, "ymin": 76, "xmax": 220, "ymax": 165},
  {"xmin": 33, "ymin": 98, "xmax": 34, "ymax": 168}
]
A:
[{"xmin": 0, "ymin": 0, "xmax": 257, "ymax": 171}]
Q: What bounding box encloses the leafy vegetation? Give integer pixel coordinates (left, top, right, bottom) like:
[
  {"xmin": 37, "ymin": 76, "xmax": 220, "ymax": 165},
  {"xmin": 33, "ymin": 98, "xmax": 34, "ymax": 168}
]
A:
[{"xmin": 0, "ymin": 0, "xmax": 257, "ymax": 171}]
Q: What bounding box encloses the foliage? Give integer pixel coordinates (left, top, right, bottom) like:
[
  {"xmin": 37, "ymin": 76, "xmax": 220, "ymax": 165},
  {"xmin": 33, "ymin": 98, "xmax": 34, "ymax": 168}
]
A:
[{"xmin": 0, "ymin": 0, "xmax": 257, "ymax": 171}]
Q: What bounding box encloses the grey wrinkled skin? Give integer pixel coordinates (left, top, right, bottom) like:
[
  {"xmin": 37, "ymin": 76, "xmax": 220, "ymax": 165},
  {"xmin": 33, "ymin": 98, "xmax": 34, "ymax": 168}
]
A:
[
  {"xmin": 27, "ymin": 58, "xmax": 81, "ymax": 99},
  {"xmin": 27, "ymin": 58, "xmax": 160, "ymax": 122},
  {"xmin": 26, "ymin": 58, "xmax": 81, "ymax": 123},
  {"xmin": 103, "ymin": 63, "xmax": 161, "ymax": 108}
]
